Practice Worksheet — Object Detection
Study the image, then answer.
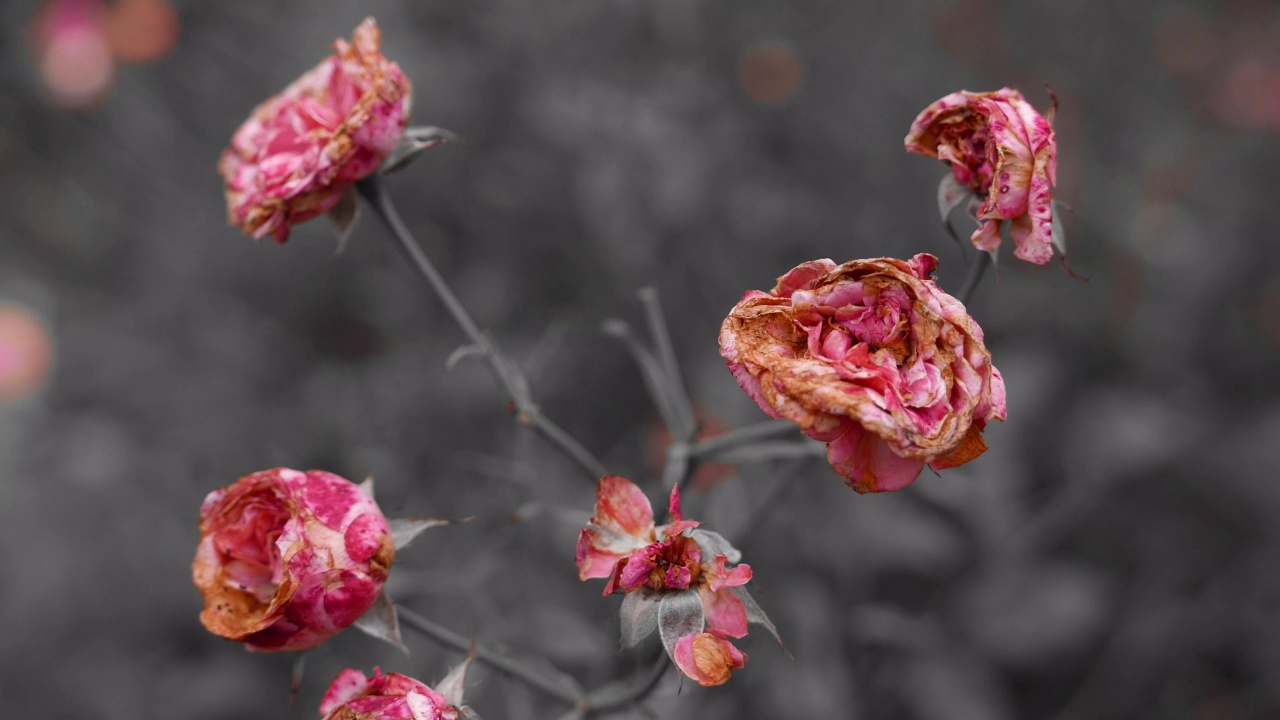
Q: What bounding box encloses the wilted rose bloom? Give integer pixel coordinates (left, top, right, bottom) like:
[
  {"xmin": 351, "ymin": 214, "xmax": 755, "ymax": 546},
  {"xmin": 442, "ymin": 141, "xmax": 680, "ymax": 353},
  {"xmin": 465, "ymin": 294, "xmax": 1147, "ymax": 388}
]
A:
[
  {"xmin": 192, "ymin": 468, "xmax": 394, "ymax": 652},
  {"xmin": 218, "ymin": 17, "xmax": 410, "ymax": 243},
  {"xmin": 719, "ymin": 255, "xmax": 1006, "ymax": 493},
  {"xmin": 672, "ymin": 632, "xmax": 747, "ymax": 687},
  {"xmin": 905, "ymin": 88, "xmax": 1057, "ymax": 264},
  {"xmin": 320, "ymin": 668, "xmax": 471, "ymax": 720},
  {"xmin": 577, "ymin": 476, "xmax": 764, "ymax": 686}
]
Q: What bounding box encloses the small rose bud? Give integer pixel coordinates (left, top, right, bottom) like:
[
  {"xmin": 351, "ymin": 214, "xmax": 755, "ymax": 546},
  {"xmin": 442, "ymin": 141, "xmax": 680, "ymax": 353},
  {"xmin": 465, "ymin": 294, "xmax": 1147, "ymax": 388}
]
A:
[
  {"xmin": 192, "ymin": 468, "xmax": 394, "ymax": 652},
  {"xmin": 218, "ymin": 18, "xmax": 410, "ymax": 243},
  {"xmin": 905, "ymin": 88, "xmax": 1058, "ymax": 265},
  {"xmin": 319, "ymin": 667, "xmax": 477, "ymax": 720},
  {"xmin": 720, "ymin": 255, "xmax": 1006, "ymax": 493},
  {"xmin": 673, "ymin": 633, "xmax": 747, "ymax": 687}
]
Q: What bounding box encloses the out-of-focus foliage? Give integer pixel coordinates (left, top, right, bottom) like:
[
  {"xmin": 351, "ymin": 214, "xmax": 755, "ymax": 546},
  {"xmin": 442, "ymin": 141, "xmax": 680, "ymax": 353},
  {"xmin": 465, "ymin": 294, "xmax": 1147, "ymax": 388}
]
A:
[{"xmin": 2, "ymin": 0, "xmax": 1279, "ymax": 718}]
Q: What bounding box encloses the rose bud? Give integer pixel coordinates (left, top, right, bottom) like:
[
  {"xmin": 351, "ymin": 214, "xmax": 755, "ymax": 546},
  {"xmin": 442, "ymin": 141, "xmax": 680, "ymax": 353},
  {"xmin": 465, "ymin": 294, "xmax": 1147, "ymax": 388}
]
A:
[
  {"xmin": 719, "ymin": 255, "xmax": 1006, "ymax": 493},
  {"xmin": 218, "ymin": 17, "xmax": 410, "ymax": 243},
  {"xmin": 905, "ymin": 88, "xmax": 1058, "ymax": 265},
  {"xmin": 672, "ymin": 632, "xmax": 748, "ymax": 687},
  {"xmin": 319, "ymin": 667, "xmax": 478, "ymax": 720},
  {"xmin": 192, "ymin": 468, "xmax": 394, "ymax": 652}
]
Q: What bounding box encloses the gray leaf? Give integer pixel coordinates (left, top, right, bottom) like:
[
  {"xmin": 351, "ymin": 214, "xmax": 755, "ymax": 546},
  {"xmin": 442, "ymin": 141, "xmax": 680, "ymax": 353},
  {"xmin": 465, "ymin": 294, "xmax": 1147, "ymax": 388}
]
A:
[
  {"xmin": 327, "ymin": 186, "xmax": 360, "ymax": 253},
  {"xmin": 688, "ymin": 529, "xmax": 741, "ymax": 564},
  {"xmin": 657, "ymin": 589, "xmax": 705, "ymax": 659},
  {"xmin": 435, "ymin": 645, "xmax": 476, "ymax": 708},
  {"xmin": 353, "ymin": 591, "xmax": 410, "ymax": 657},
  {"xmin": 620, "ymin": 588, "xmax": 662, "ymax": 649},
  {"xmin": 388, "ymin": 517, "xmax": 469, "ymax": 551},
  {"xmin": 380, "ymin": 126, "xmax": 458, "ymax": 174},
  {"xmin": 729, "ymin": 586, "xmax": 786, "ymax": 654}
]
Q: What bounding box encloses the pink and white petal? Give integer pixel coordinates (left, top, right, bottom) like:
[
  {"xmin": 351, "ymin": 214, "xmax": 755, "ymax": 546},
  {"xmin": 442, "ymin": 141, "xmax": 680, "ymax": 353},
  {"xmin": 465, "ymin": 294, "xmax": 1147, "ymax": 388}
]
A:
[
  {"xmin": 700, "ymin": 586, "xmax": 749, "ymax": 639},
  {"xmin": 595, "ymin": 475, "xmax": 654, "ymax": 540},
  {"xmin": 970, "ymin": 219, "xmax": 1003, "ymax": 255},
  {"xmin": 319, "ymin": 668, "xmax": 369, "ymax": 715},
  {"xmin": 1009, "ymin": 171, "xmax": 1056, "ymax": 265},
  {"xmin": 774, "ymin": 260, "xmax": 838, "ymax": 298},
  {"xmin": 667, "ymin": 485, "xmax": 683, "ymax": 521},
  {"xmin": 575, "ymin": 528, "xmax": 625, "ymax": 581}
]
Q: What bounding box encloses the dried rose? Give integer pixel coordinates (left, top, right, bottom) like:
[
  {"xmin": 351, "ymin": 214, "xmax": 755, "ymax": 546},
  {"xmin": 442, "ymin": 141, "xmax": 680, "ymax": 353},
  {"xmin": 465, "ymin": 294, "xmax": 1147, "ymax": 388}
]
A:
[
  {"xmin": 192, "ymin": 468, "xmax": 394, "ymax": 652},
  {"xmin": 719, "ymin": 255, "xmax": 1006, "ymax": 493},
  {"xmin": 905, "ymin": 88, "xmax": 1058, "ymax": 264},
  {"xmin": 578, "ymin": 476, "xmax": 782, "ymax": 687},
  {"xmin": 218, "ymin": 17, "xmax": 410, "ymax": 243},
  {"xmin": 319, "ymin": 667, "xmax": 477, "ymax": 720}
]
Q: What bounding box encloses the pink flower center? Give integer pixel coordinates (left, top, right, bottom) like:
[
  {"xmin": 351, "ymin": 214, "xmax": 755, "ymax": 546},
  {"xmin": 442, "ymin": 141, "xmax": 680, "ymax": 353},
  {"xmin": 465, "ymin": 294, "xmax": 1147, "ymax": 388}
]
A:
[
  {"xmin": 212, "ymin": 493, "xmax": 291, "ymax": 603},
  {"xmin": 620, "ymin": 534, "xmax": 704, "ymax": 592},
  {"xmin": 937, "ymin": 116, "xmax": 994, "ymax": 195},
  {"xmin": 797, "ymin": 283, "xmax": 913, "ymax": 365}
]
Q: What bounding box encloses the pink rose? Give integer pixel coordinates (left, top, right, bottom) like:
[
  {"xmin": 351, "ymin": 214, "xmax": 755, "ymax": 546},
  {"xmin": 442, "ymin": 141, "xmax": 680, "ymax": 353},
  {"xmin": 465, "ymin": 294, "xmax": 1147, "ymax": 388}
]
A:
[
  {"xmin": 319, "ymin": 668, "xmax": 474, "ymax": 720},
  {"xmin": 577, "ymin": 476, "xmax": 777, "ymax": 687},
  {"xmin": 904, "ymin": 88, "xmax": 1058, "ymax": 264},
  {"xmin": 719, "ymin": 255, "xmax": 1006, "ymax": 493},
  {"xmin": 192, "ymin": 468, "xmax": 394, "ymax": 652},
  {"xmin": 218, "ymin": 17, "xmax": 410, "ymax": 243}
]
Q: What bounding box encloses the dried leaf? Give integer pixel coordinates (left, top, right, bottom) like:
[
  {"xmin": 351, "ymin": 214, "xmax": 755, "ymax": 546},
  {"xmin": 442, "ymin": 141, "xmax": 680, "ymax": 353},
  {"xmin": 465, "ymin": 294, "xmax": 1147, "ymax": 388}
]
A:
[
  {"xmin": 937, "ymin": 174, "xmax": 972, "ymax": 224},
  {"xmin": 327, "ymin": 186, "xmax": 360, "ymax": 254},
  {"xmin": 620, "ymin": 588, "xmax": 662, "ymax": 649},
  {"xmin": 352, "ymin": 591, "xmax": 410, "ymax": 657},
  {"xmin": 657, "ymin": 589, "xmax": 705, "ymax": 659},
  {"xmin": 729, "ymin": 586, "xmax": 786, "ymax": 654},
  {"xmin": 688, "ymin": 529, "xmax": 741, "ymax": 564},
  {"xmin": 358, "ymin": 475, "xmax": 375, "ymax": 499},
  {"xmin": 388, "ymin": 516, "xmax": 469, "ymax": 551},
  {"xmin": 289, "ymin": 653, "xmax": 307, "ymax": 708},
  {"xmin": 436, "ymin": 643, "xmax": 477, "ymax": 707},
  {"xmin": 381, "ymin": 126, "xmax": 458, "ymax": 174}
]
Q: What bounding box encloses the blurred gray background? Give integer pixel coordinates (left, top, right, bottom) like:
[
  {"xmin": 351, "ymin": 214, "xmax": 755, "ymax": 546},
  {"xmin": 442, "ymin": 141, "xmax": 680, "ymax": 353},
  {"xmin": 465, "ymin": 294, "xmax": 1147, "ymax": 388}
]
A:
[{"xmin": 3, "ymin": 0, "xmax": 1280, "ymax": 718}]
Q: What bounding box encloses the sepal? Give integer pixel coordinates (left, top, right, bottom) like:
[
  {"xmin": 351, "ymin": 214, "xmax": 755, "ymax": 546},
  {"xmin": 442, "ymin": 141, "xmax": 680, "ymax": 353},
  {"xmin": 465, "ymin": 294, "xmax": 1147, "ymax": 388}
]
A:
[{"xmin": 353, "ymin": 591, "xmax": 410, "ymax": 657}]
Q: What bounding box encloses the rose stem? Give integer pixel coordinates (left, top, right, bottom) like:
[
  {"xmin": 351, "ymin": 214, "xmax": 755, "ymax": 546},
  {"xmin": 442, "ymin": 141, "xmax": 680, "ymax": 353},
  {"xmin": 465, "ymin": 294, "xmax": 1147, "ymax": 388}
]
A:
[
  {"xmin": 571, "ymin": 651, "xmax": 671, "ymax": 716},
  {"xmin": 687, "ymin": 418, "xmax": 801, "ymax": 461},
  {"xmin": 396, "ymin": 604, "xmax": 670, "ymax": 713},
  {"xmin": 356, "ymin": 175, "xmax": 608, "ymax": 481},
  {"xmin": 957, "ymin": 250, "xmax": 990, "ymax": 305},
  {"xmin": 637, "ymin": 287, "xmax": 696, "ymax": 442},
  {"xmin": 395, "ymin": 605, "xmax": 581, "ymax": 704}
]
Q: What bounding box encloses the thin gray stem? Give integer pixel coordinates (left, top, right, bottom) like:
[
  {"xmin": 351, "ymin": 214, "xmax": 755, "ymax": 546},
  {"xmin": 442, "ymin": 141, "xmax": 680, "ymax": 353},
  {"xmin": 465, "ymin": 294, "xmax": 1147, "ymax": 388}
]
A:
[
  {"xmin": 958, "ymin": 250, "xmax": 989, "ymax": 305},
  {"xmin": 398, "ymin": 605, "xmax": 672, "ymax": 717},
  {"xmin": 357, "ymin": 175, "xmax": 608, "ymax": 481},
  {"xmin": 396, "ymin": 605, "xmax": 581, "ymax": 705},
  {"xmin": 688, "ymin": 419, "xmax": 800, "ymax": 461},
  {"xmin": 637, "ymin": 288, "xmax": 695, "ymax": 441}
]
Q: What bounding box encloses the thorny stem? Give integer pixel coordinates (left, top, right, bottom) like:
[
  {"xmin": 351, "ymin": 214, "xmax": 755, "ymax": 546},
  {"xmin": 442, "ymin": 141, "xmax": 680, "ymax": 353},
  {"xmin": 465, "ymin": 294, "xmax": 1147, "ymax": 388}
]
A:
[
  {"xmin": 357, "ymin": 175, "xmax": 608, "ymax": 481},
  {"xmin": 397, "ymin": 605, "xmax": 670, "ymax": 716},
  {"xmin": 957, "ymin": 250, "xmax": 990, "ymax": 306}
]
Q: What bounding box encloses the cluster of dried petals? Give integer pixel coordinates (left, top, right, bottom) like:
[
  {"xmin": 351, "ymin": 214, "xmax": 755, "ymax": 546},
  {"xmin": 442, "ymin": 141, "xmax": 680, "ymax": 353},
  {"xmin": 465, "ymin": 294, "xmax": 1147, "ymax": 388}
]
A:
[
  {"xmin": 577, "ymin": 475, "xmax": 771, "ymax": 687},
  {"xmin": 320, "ymin": 668, "xmax": 477, "ymax": 720},
  {"xmin": 905, "ymin": 87, "xmax": 1058, "ymax": 264},
  {"xmin": 192, "ymin": 468, "xmax": 394, "ymax": 652},
  {"xmin": 719, "ymin": 255, "xmax": 1006, "ymax": 493},
  {"xmin": 218, "ymin": 17, "xmax": 410, "ymax": 243}
]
